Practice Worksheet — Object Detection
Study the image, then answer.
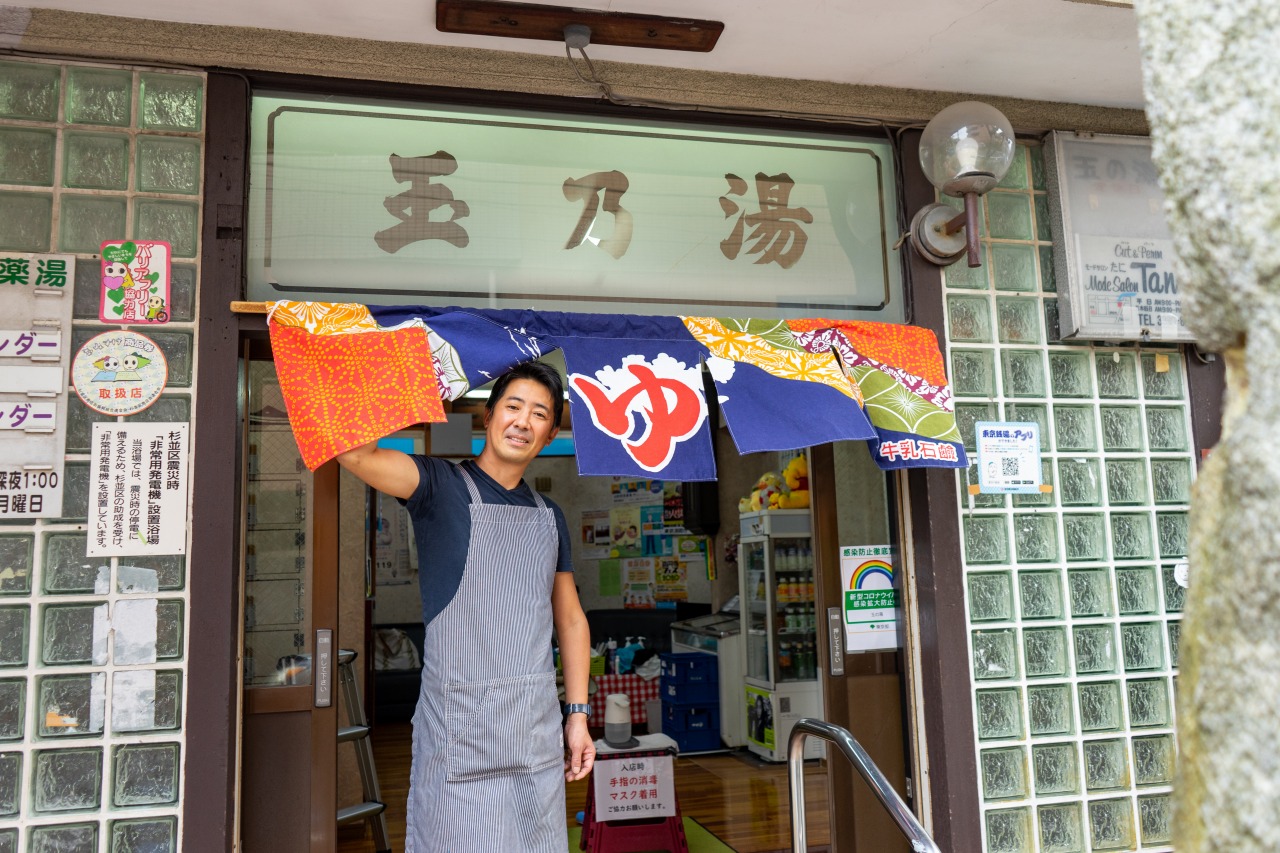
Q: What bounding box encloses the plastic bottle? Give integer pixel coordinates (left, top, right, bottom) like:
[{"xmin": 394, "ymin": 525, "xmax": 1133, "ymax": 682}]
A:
[
  {"xmin": 776, "ymin": 573, "xmax": 789, "ymax": 604},
  {"xmin": 606, "ymin": 638, "xmax": 618, "ymax": 674},
  {"xmin": 616, "ymin": 637, "xmax": 638, "ymax": 674},
  {"xmin": 778, "ymin": 641, "xmax": 792, "ymax": 679},
  {"xmin": 786, "ymin": 545, "xmax": 799, "ymax": 572}
]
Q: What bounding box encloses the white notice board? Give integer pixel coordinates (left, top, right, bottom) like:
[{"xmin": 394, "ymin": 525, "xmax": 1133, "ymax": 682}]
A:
[{"xmin": 88, "ymin": 422, "xmax": 190, "ymax": 557}]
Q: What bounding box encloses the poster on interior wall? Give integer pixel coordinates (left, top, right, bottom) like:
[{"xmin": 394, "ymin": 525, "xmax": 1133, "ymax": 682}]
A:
[
  {"xmin": 98, "ymin": 240, "xmax": 172, "ymax": 325},
  {"xmin": 641, "ymin": 505, "xmax": 668, "ymax": 557},
  {"xmin": 610, "ymin": 505, "xmax": 642, "ymax": 557},
  {"xmin": 611, "ymin": 478, "xmax": 663, "ymax": 504},
  {"xmin": 662, "ymin": 482, "xmax": 688, "ymax": 533},
  {"xmin": 655, "ymin": 556, "xmax": 688, "ymax": 606},
  {"xmin": 581, "ymin": 509, "xmax": 612, "ymax": 560},
  {"xmin": 71, "ymin": 330, "xmax": 168, "ymax": 417},
  {"xmin": 676, "ymin": 535, "xmax": 711, "ymax": 581},
  {"xmin": 975, "ymin": 422, "xmax": 1043, "ymax": 494},
  {"xmin": 598, "ymin": 559, "xmax": 622, "ymax": 597},
  {"xmin": 839, "ymin": 545, "xmax": 900, "ymax": 653},
  {"xmin": 375, "ymin": 491, "xmax": 414, "ymax": 585},
  {"xmin": 622, "ymin": 557, "xmax": 656, "ymax": 609},
  {"xmin": 87, "ymin": 422, "xmax": 189, "ymax": 557}
]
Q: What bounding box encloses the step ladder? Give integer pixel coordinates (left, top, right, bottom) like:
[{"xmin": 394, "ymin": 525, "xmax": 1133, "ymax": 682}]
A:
[{"xmin": 336, "ymin": 648, "xmax": 392, "ymax": 853}]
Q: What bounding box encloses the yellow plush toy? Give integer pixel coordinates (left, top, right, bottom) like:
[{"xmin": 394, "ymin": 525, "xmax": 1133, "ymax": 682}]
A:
[
  {"xmin": 777, "ymin": 455, "xmax": 810, "ymax": 509},
  {"xmin": 739, "ymin": 471, "xmax": 785, "ymax": 512}
]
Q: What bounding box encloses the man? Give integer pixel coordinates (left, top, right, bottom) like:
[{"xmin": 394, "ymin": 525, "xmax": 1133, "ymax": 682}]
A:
[{"xmin": 337, "ymin": 361, "xmax": 595, "ymax": 852}]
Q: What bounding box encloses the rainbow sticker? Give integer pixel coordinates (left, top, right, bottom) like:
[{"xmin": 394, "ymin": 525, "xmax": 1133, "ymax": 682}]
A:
[{"xmin": 849, "ymin": 559, "xmax": 894, "ymax": 590}]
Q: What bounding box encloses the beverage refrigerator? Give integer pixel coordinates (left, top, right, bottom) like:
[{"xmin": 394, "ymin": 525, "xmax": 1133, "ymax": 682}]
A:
[{"xmin": 738, "ymin": 509, "xmax": 824, "ymax": 761}]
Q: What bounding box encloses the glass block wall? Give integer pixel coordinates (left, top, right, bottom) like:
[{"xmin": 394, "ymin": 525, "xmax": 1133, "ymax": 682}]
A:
[
  {"xmin": 0, "ymin": 59, "xmax": 203, "ymax": 852},
  {"xmin": 944, "ymin": 144, "xmax": 1188, "ymax": 852}
]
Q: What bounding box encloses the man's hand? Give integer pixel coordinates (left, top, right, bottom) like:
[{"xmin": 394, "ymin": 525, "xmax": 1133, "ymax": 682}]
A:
[{"xmin": 564, "ymin": 714, "xmax": 595, "ymax": 782}]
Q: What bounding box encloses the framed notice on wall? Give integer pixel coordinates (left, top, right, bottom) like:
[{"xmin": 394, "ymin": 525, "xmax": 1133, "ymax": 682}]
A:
[{"xmin": 1044, "ymin": 132, "xmax": 1194, "ymax": 343}]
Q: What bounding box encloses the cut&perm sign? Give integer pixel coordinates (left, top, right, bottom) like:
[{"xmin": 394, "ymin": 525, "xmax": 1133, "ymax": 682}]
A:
[
  {"xmin": 72, "ymin": 331, "xmax": 168, "ymax": 416},
  {"xmin": 839, "ymin": 545, "xmax": 900, "ymax": 653},
  {"xmin": 88, "ymin": 422, "xmax": 189, "ymax": 557}
]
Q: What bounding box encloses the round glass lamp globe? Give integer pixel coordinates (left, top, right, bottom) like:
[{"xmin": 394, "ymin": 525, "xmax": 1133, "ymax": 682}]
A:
[{"xmin": 919, "ymin": 101, "xmax": 1016, "ymax": 197}]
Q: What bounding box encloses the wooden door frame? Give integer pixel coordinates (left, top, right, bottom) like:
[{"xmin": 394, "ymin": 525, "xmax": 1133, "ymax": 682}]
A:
[{"xmin": 184, "ymin": 71, "xmax": 251, "ymax": 850}]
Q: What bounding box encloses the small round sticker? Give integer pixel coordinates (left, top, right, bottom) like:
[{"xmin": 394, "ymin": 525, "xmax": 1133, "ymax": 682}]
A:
[
  {"xmin": 72, "ymin": 330, "xmax": 168, "ymax": 416},
  {"xmin": 1173, "ymin": 558, "xmax": 1190, "ymax": 589}
]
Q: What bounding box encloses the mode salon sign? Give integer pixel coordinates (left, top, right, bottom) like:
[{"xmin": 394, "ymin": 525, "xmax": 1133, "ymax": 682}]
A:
[
  {"xmin": 1075, "ymin": 235, "xmax": 1186, "ymax": 339},
  {"xmin": 1045, "ymin": 132, "xmax": 1193, "ymax": 343}
]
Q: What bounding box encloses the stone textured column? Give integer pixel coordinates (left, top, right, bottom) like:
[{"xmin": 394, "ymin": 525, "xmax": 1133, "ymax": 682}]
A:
[{"xmin": 1134, "ymin": 3, "xmax": 1280, "ymax": 850}]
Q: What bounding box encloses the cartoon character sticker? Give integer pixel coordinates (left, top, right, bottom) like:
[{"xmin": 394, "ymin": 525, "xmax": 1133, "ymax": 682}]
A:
[
  {"xmin": 99, "ymin": 240, "xmax": 171, "ymax": 325},
  {"xmin": 72, "ymin": 331, "xmax": 169, "ymax": 416}
]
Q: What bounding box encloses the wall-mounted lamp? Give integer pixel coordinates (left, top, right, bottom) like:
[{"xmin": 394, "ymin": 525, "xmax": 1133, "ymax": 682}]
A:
[{"xmin": 909, "ymin": 101, "xmax": 1016, "ymax": 268}]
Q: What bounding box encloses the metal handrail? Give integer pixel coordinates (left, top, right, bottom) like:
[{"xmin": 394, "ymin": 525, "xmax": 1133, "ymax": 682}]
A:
[{"xmin": 788, "ymin": 718, "xmax": 941, "ymax": 853}]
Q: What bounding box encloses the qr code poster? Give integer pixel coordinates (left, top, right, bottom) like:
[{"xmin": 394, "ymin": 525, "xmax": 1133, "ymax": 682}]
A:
[{"xmin": 975, "ymin": 422, "xmax": 1043, "ymax": 494}]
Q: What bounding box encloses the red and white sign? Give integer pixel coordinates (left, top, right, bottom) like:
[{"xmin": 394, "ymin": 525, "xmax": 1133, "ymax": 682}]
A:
[{"xmin": 592, "ymin": 752, "xmax": 675, "ymax": 820}]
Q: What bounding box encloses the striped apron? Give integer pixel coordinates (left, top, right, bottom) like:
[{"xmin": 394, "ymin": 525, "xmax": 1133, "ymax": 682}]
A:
[{"xmin": 406, "ymin": 468, "xmax": 567, "ymax": 853}]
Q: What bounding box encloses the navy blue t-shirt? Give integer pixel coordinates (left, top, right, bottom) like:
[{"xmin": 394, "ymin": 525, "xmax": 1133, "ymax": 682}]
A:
[{"xmin": 401, "ymin": 456, "xmax": 572, "ymax": 628}]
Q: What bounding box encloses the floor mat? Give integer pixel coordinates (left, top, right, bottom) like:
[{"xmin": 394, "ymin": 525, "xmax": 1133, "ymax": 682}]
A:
[{"xmin": 569, "ymin": 816, "xmax": 735, "ymax": 852}]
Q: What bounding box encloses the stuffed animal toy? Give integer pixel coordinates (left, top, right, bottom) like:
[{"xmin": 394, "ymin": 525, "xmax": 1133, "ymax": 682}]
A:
[
  {"xmin": 776, "ymin": 455, "xmax": 810, "ymax": 509},
  {"xmin": 739, "ymin": 471, "xmax": 785, "ymax": 512}
]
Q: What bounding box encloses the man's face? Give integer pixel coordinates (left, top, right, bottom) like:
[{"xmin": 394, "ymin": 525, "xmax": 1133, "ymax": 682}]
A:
[{"xmin": 484, "ymin": 378, "xmax": 559, "ymax": 468}]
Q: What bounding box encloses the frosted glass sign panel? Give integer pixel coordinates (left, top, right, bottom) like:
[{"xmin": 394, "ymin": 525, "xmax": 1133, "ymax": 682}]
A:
[
  {"xmin": 1044, "ymin": 132, "xmax": 1191, "ymax": 343},
  {"xmin": 247, "ymin": 93, "xmax": 903, "ymax": 321}
]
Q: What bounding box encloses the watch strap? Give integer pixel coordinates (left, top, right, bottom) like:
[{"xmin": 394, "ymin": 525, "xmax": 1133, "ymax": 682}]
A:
[{"xmin": 564, "ymin": 702, "xmax": 591, "ymax": 719}]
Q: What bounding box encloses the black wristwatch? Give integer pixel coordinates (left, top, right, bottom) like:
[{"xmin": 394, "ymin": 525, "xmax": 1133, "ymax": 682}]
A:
[{"xmin": 564, "ymin": 703, "xmax": 591, "ymax": 721}]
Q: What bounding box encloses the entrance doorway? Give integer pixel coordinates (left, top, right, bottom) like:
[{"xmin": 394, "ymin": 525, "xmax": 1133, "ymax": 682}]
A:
[{"xmin": 237, "ymin": 351, "xmax": 919, "ymax": 852}]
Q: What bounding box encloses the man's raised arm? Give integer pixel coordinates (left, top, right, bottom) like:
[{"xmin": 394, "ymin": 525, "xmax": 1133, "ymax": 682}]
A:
[{"xmin": 335, "ymin": 440, "xmax": 420, "ymax": 500}]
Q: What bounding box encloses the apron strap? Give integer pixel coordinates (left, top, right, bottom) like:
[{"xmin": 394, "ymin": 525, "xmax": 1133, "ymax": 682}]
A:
[
  {"xmin": 457, "ymin": 462, "xmax": 549, "ymax": 509},
  {"xmin": 457, "ymin": 464, "xmax": 484, "ymax": 503}
]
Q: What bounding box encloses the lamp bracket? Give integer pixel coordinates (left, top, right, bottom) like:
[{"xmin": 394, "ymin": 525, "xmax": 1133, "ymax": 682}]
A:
[{"xmin": 909, "ymin": 203, "xmax": 967, "ymax": 266}]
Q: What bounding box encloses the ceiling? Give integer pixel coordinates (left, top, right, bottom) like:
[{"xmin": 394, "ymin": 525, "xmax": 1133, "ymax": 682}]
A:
[{"xmin": 19, "ymin": 0, "xmax": 1147, "ymax": 110}]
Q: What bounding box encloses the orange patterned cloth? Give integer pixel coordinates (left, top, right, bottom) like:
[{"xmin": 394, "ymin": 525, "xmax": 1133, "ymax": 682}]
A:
[
  {"xmin": 787, "ymin": 318, "xmax": 949, "ymax": 388},
  {"xmin": 268, "ymin": 323, "xmax": 446, "ymax": 470}
]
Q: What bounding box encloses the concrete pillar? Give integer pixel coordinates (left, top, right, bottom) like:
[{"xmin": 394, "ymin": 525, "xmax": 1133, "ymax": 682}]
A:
[{"xmin": 1134, "ymin": 3, "xmax": 1280, "ymax": 850}]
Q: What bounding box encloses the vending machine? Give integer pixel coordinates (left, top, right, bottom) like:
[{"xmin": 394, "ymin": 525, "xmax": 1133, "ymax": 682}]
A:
[{"xmin": 738, "ymin": 509, "xmax": 824, "ymax": 761}]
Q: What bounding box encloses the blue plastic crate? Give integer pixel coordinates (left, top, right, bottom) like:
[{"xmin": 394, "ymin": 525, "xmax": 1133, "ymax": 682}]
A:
[
  {"xmin": 668, "ymin": 727, "xmax": 722, "ymax": 753},
  {"xmin": 660, "ymin": 678, "xmax": 718, "ymax": 705},
  {"xmin": 662, "ymin": 700, "xmax": 720, "ymax": 734},
  {"xmin": 659, "ymin": 651, "xmax": 717, "ymax": 684}
]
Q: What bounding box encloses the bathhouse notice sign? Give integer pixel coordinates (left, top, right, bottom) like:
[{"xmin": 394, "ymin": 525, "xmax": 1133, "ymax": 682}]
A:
[
  {"xmin": 88, "ymin": 422, "xmax": 190, "ymax": 557},
  {"xmin": 1044, "ymin": 132, "xmax": 1193, "ymax": 343}
]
